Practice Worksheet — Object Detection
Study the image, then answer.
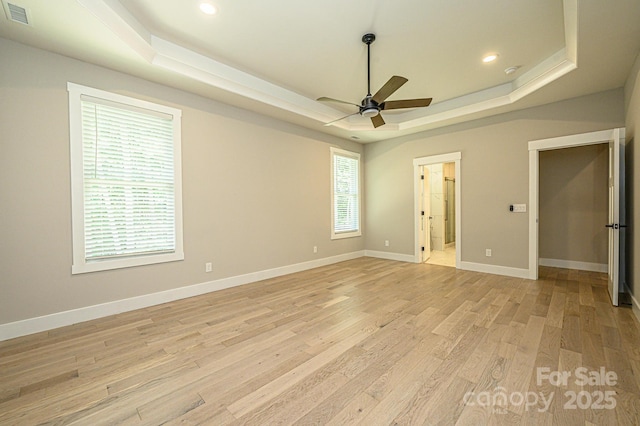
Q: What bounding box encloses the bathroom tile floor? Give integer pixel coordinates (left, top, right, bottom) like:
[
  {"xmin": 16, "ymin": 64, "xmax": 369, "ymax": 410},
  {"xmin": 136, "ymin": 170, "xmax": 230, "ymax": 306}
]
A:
[{"xmin": 426, "ymin": 245, "xmax": 456, "ymax": 267}]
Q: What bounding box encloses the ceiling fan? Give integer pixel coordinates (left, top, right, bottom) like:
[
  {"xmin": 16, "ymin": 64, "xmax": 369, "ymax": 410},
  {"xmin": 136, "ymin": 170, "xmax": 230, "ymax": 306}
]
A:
[{"xmin": 318, "ymin": 33, "xmax": 432, "ymax": 128}]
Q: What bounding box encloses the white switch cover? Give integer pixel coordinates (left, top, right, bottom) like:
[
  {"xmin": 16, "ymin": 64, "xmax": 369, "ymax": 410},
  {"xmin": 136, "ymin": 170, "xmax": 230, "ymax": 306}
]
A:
[{"xmin": 512, "ymin": 204, "xmax": 527, "ymax": 213}]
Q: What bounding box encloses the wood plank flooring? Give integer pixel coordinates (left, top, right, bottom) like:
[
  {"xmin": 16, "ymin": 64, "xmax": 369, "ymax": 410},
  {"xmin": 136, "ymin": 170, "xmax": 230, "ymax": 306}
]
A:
[{"xmin": 1, "ymin": 258, "xmax": 640, "ymax": 425}]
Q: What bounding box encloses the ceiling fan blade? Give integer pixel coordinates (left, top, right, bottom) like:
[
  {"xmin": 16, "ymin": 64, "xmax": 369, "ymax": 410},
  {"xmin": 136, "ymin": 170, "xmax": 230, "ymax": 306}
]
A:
[
  {"xmin": 317, "ymin": 97, "xmax": 361, "ymax": 108},
  {"xmin": 371, "ymin": 76, "xmax": 408, "ymax": 104},
  {"xmin": 371, "ymin": 113, "xmax": 385, "ymax": 128},
  {"xmin": 324, "ymin": 111, "xmax": 359, "ymax": 126},
  {"xmin": 381, "ymin": 98, "xmax": 432, "ymax": 110}
]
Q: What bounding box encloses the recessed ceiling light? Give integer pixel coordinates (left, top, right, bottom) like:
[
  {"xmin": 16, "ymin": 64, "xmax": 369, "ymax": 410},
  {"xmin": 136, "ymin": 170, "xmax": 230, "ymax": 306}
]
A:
[
  {"xmin": 482, "ymin": 54, "xmax": 499, "ymax": 63},
  {"xmin": 199, "ymin": 2, "xmax": 217, "ymax": 15}
]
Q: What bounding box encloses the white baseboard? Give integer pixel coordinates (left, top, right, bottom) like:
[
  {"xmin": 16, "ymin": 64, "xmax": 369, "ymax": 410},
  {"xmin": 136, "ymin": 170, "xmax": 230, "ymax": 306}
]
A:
[
  {"xmin": 365, "ymin": 252, "xmax": 530, "ymax": 280},
  {"xmin": 539, "ymin": 258, "xmax": 607, "ymax": 273},
  {"xmin": 632, "ymin": 302, "xmax": 640, "ymax": 324},
  {"xmin": 459, "ymin": 261, "xmax": 530, "ymax": 279},
  {"xmin": 364, "ymin": 250, "xmax": 415, "ymax": 263},
  {"xmin": 623, "ymin": 282, "xmax": 640, "ymax": 323},
  {"xmin": 0, "ymin": 250, "xmax": 366, "ymax": 342}
]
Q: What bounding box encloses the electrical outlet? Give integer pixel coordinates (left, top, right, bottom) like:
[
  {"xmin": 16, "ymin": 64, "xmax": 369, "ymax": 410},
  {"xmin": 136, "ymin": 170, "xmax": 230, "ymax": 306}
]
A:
[
  {"xmin": 384, "ymin": 240, "xmax": 390, "ymax": 247},
  {"xmin": 313, "ymin": 246, "xmax": 318, "ymax": 253},
  {"xmin": 205, "ymin": 262, "xmax": 212, "ymax": 272},
  {"xmin": 485, "ymin": 249, "xmax": 492, "ymax": 257}
]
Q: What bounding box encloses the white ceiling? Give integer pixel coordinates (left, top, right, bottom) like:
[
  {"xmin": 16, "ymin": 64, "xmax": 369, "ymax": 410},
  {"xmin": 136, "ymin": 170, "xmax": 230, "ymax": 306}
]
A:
[{"xmin": 1, "ymin": 0, "xmax": 639, "ymax": 142}]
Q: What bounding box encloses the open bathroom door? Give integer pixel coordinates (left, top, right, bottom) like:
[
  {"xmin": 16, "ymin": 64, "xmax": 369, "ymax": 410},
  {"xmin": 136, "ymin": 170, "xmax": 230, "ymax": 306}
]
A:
[
  {"xmin": 420, "ymin": 168, "xmax": 431, "ymax": 262},
  {"xmin": 606, "ymin": 129, "xmax": 624, "ymax": 306}
]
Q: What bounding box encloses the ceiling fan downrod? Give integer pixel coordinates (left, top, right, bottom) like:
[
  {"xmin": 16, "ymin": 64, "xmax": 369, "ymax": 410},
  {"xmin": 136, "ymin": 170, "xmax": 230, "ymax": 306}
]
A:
[
  {"xmin": 362, "ymin": 33, "xmax": 376, "ymax": 97},
  {"xmin": 361, "ymin": 33, "xmax": 379, "ymax": 117}
]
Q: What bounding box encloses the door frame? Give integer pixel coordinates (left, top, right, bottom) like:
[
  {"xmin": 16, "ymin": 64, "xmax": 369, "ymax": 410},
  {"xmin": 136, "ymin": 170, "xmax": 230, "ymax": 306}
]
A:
[
  {"xmin": 413, "ymin": 152, "xmax": 462, "ymax": 265},
  {"xmin": 527, "ymin": 128, "xmax": 625, "ymax": 280}
]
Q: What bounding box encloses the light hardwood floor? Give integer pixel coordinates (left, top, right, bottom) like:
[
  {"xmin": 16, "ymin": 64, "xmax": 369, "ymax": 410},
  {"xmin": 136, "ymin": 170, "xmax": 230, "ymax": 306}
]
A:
[{"xmin": 1, "ymin": 258, "xmax": 640, "ymax": 425}]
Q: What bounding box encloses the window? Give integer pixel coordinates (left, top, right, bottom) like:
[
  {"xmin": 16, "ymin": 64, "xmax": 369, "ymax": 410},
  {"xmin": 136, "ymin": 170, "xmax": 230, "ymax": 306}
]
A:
[
  {"xmin": 331, "ymin": 147, "xmax": 361, "ymax": 239},
  {"xmin": 68, "ymin": 83, "xmax": 183, "ymax": 274}
]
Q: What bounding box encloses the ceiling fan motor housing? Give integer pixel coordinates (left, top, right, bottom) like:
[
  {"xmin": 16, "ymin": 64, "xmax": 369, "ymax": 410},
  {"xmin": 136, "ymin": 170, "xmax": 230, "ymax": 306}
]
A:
[{"xmin": 360, "ymin": 96, "xmax": 380, "ymax": 117}]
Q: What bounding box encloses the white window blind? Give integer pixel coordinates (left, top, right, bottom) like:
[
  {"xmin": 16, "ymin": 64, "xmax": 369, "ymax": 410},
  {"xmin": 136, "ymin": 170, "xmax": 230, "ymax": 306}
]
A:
[
  {"xmin": 81, "ymin": 99, "xmax": 175, "ymax": 260},
  {"xmin": 69, "ymin": 83, "xmax": 183, "ymax": 274},
  {"xmin": 331, "ymin": 148, "xmax": 361, "ymax": 239}
]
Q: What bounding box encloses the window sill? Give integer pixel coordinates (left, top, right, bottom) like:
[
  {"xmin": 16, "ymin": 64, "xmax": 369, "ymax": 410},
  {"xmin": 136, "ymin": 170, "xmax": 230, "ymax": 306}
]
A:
[
  {"xmin": 72, "ymin": 251, "xmax": 184, "ymax": 274},
  {"xmin": 331, "ymin": 231, "xmax": 362, "ymax": 240}
]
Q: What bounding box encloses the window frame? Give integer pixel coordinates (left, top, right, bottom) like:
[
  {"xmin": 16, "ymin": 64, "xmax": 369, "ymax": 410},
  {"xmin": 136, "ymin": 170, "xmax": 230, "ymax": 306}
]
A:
[
  {"xmin": 68, "ymin": 82, "xmax": 184, "ymax": 274},
  {"xmin": 330, "ymin": 147, "xmax": 362, "ymax": 240}
]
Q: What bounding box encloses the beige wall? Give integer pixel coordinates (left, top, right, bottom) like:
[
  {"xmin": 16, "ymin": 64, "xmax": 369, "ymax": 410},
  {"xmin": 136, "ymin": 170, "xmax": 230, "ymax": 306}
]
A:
[
  {"xmin": 0, "ymin": 39, "xmax": 363, "ymax": 325},
  {"xmin": 624, "ymin": 52, "xmax": 640, "ymax": 299},
  {"xmin": 364, "ymin": 90, "xmax": 625, "ymax": 270},
  {"xmin": 539, "ymin": 144, "xmax": 608, "ymax": 264}
]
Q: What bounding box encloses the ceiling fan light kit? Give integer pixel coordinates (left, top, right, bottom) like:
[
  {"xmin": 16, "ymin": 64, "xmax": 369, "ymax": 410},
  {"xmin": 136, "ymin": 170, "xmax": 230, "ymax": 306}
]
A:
[
  {"xmin": 318, "ymin": 33, "xmax": 432, "ymax": 129},
  {"xmin": 361, "ymin": 107, "xmax": 380, "ymax": 118}
]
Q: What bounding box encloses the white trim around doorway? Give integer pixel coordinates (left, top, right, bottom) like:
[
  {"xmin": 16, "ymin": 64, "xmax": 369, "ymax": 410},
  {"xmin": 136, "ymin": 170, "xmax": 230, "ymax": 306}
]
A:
[
  {"xmin": 527, "ymin": 128, "xmax": 625, "ymax": 280},
  {"xmin": 413, "ymin": 152, "xmax": 462, "ymax": 266}
]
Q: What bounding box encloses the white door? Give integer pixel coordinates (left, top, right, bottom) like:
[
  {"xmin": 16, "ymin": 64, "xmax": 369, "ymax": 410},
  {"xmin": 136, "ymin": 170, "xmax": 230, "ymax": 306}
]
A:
[
  {"xmin": 420, "ymin": 167, "xmax": 431, "ymax": 262},
  {"xmin": 607, "ymin": 135, "xmax": 623, "ymax": 306}
]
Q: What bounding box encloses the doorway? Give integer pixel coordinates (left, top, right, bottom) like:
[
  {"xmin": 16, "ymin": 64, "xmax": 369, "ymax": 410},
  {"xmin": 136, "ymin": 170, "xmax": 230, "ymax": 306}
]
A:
[
  {"xmin": 538, "ymin": 144, "xmax": 609, "ymax": 272},
  {"xmin": 414, "ymin": 152, "xmax": 461, "ymax": 268},
  {"xmin": 421, "ymin": 163, "xmax": 456, "ymax": 267},
  {"xmin": 528, "ymin": 128, "xmax": 625, "ymax": 306}
]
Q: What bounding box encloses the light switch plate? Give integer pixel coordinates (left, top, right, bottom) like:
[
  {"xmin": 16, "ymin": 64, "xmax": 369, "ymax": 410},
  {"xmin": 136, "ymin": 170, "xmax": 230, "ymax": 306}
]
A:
[{"xmin": 511, "ymin": 204, "xmax": 527, "ymax": 213}]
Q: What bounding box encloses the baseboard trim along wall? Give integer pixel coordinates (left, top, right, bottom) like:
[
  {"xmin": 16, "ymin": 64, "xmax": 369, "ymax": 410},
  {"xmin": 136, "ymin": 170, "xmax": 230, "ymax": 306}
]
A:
[
  {"xmin": 363, "ymin": 250, "xmax": 416, "ymax": 263},
  {"xmin": 631, "ymin": 297, "xmax": 640, "ymax": 324},
  {"xmin": 624, "ymin": 282, "xmax": 640, "ymax": 323},
  {"xmin": 0, "ymin": 250, "xmax": 365, "ymax": 342},
  {"xmin": 367, "ymin": 252, "xmax": 531, "ymax": 280},
  {"xmin": 459, "ymin": 261, "xmax": 531, "ymax": 279},
  {"xmin": 539, "ymin": 258, "xmax": 608, "ymax": 273}
]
